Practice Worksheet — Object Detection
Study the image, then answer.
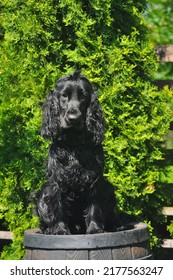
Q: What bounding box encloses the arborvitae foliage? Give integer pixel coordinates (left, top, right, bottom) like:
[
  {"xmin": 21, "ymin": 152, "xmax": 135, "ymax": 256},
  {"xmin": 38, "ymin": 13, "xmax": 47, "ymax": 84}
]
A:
[
  {"xmin": 145, "ymin": 0, "xmax": 173, "ymax": 79},
  {"xmin": 0, "ymin": 0, "xmax": 172, "ymax": 259}
]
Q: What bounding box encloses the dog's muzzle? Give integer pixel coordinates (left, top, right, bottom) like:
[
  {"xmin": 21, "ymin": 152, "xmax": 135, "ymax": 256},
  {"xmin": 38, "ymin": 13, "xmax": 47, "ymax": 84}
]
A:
[{"xmin": 65, "ymin": 107, "xmax": 82, "ymax": 127}]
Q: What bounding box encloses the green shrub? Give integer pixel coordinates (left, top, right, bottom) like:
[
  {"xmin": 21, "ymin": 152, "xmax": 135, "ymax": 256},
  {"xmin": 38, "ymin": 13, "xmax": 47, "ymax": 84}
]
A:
[
  {"xmin": 167, "ymin": 220, "xmax": 173, "ymax": 238},
  {"xmin": 0, "ymin": 0, "xmax": 172, "ymax": 259},
  {"xmin": 145, "ymin": 0, "xmax": 173, "ymax": 79}
]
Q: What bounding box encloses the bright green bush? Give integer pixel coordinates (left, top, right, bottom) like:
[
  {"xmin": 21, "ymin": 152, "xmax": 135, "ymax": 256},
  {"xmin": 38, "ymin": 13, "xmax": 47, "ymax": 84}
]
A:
[
  {"xmin": 145, "ymin": 0, "xmax": 173, "ymax": 79},
  {"xmin": 0, "ymin": 0, "xmax": 172, "ymax": 259}
]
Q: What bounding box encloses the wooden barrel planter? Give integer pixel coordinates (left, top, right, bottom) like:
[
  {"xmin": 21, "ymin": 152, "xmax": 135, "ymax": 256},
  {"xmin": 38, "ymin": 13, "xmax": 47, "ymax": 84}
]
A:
[{"xmin": 24, "ymin": 222, "xmax": 152, "ymax": 260}]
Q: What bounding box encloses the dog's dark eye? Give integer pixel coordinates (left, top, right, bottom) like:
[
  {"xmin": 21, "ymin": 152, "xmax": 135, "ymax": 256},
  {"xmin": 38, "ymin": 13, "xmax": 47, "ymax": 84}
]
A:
[
  {"xmin": 79, "ymin": 94, "xmax": 85, "ymax": 101},
  {"xmin": 61, "ymin": 92, "xmax": 68, "ymax": 98},
  {"xmin": 78, "ymin": 89, "xmax": 87, "ymax": 102}
]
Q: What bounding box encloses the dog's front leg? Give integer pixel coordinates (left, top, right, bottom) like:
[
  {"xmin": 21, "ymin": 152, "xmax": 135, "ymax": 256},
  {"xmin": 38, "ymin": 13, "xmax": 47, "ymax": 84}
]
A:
[
  {"xmin": 85, "ymin": 203, "xmax": 104, "ymax": 234},
  {"xmin": 52, "ymin": 221, "xmax": 70, "ymax": 235},
  {"xmin": 51, "ymin": 193, "xmax": 70, "ymax": 235},
  {"xmin": 37, "ymin": 186, "xmax": 70, "ymax": 235}
]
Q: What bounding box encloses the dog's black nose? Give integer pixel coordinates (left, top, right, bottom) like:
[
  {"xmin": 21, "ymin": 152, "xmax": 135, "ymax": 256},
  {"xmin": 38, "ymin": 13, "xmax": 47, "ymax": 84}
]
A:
[{"xmin": 67, "ymin": 107, "xmax": 81, "ymax": 123}]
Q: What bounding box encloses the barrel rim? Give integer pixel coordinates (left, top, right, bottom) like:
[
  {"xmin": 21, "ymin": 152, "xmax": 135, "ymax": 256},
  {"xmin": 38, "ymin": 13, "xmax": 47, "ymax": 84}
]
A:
[{"xmin": 24, "ymin": 222, "xmax": 150, "ymax": 250}]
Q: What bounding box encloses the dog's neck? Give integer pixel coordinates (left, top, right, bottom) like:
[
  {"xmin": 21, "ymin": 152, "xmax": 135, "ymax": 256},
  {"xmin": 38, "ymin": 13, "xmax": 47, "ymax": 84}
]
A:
[{"xmin": 55, "ymin": 128, "xmax": 96, "ymax": 147}]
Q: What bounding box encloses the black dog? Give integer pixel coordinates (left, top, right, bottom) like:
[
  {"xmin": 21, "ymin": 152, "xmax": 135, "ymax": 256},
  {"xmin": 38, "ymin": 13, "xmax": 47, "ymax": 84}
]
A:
[{"xmin": 36, "ymin": 71, "xmax": 118, "ymax": 235}]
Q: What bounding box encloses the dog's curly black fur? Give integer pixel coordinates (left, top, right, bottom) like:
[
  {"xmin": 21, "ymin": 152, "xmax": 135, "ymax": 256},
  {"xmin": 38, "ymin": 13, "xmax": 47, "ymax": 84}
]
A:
[{"xmin": 36, "ymin": 71, "xmax": 119, "ymax": 235}]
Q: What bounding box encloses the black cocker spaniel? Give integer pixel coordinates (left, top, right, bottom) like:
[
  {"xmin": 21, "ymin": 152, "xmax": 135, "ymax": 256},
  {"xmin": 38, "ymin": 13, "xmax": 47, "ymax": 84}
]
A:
[{"xmin": 36, "ymin": 71, "xmax": 119, "ymax": 235}]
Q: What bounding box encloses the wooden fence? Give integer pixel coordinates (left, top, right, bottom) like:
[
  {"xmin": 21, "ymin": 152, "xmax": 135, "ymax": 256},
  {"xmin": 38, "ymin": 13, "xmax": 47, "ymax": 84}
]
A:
[
  {"xmin": 155, "ymin": 45, "xmax": 173, "ymax": 62},
  {"xmin": 155, "ymin": 44, "xmax": 173, "ymax": 89},
  {"xmin": 155, "ymin": 45, "xmax": 173, "ymax": 253}
]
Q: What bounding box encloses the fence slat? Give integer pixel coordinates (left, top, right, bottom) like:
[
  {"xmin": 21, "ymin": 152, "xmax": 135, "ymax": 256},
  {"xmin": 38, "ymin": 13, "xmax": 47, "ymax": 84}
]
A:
[
  {"xmin": 0, "ymin": 231, "xmax": 13, "ymax": 240},
  {"xmin": 154, "ymin": 80, "xmax": 173, "ymax": 89},
  {"xmin": 155, "ymin": 45, "xmax": 173, "ymax": 62},
  {"xmin": 162, "ymin": 207, "xmax": 173, "ymax": 216}
]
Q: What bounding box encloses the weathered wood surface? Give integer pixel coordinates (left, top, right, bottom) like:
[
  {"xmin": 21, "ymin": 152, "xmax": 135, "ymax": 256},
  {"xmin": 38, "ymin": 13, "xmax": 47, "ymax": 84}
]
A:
[
  {"xmin": 155, "ymin": 44, "xmax": 173, "ymax": 253},
  {"xmin": 162, "ymin": 207, "xmax": 173, "ymax": 216},
  {"xmin": 154, "ymin": 80, "xmax": 173, "ymax": 89},
  {"xmin": 0, "ymin": 230, "xmax": 13, "ymax": 240},
  {"xmin": 155, "ymin": 45, "xmax": 173, "ymax": 62},
  {"xmin": 162, "ymin": 239, "xmax": 173, "ymax": 248},
  {"xmin": 24, "ymin": 222, "xmax": 149, "ymax": 250},
  {"xmin": 24, "ymin": 222, "xmax": 152, "ymax": 260}
]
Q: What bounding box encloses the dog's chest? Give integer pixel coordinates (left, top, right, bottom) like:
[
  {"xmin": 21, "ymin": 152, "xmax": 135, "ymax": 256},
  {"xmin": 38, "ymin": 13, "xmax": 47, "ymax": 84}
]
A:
[
  {"xmin": 69, "ymin": 147, "xmax": 90, "ymax": 165},
  {"xmin": 60, "ymin": 146, "xmax": 94, "ymax": 170},
  {"xmin": 50, "ymin": 145, "xmax": 103, "ymax": 189}
]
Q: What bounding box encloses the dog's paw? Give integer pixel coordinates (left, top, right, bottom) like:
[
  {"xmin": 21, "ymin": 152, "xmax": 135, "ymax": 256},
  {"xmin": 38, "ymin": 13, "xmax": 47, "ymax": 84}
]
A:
[
  {"xmin": 86, "ymin": 221, "xmax": 104, "ymax": 234},
  {"xmin": 44, "ymin": 228, "xmax": 53, "ymax": 235},
  {"xmin": 53, "ymin": 223, "xmax": 70, "ymax": 235},
  {"xmin": 43, "ymin": 223, "xmax": 70, "ymax": 235}
]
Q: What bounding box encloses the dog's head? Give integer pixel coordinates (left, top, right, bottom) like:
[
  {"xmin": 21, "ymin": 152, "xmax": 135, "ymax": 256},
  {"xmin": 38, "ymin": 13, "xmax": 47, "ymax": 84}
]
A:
[{"xmin": 41, "ymin": 71, "xmax": 105, "ymax": 144}]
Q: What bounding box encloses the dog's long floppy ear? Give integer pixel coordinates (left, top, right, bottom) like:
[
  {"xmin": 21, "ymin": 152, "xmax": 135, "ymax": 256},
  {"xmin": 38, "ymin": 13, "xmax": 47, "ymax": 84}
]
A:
[
  {"xmin": 86, "ymin": 92, "xmax": 105, "ymax": 145},
  {"xmin": 41, "ymin": 89, "xmax": 60, "ymax": 141}
]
